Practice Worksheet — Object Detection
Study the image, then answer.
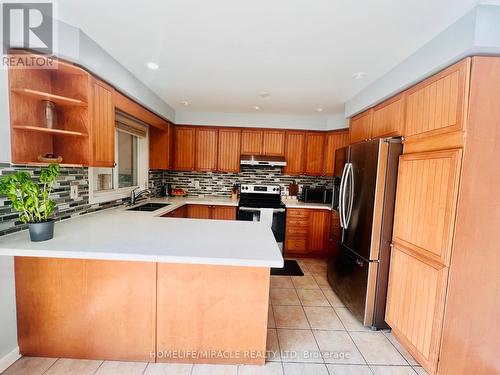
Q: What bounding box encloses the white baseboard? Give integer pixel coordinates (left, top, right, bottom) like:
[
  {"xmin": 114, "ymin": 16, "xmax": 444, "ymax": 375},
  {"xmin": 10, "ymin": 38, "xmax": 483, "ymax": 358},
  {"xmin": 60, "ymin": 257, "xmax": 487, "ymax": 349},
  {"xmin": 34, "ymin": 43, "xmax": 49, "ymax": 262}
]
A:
[{"xmin": 0, "ymin": 346, "xmax": 20, "ymax": 373}]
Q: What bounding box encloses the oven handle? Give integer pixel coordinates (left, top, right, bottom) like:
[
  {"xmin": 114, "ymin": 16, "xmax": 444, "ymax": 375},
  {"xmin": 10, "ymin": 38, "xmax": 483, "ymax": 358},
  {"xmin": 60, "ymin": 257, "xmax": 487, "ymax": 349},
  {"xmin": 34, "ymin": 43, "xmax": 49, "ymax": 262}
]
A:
[{"xmin": 239, "ymin": 207, "xmax": 286, "ymax": 213}]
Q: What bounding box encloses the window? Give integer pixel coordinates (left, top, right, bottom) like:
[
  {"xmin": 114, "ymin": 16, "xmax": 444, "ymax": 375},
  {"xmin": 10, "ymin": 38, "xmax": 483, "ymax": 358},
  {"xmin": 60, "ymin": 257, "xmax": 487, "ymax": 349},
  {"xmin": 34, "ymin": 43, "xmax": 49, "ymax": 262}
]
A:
[{"xmin": 89, "ymin": 112, "xmax": 149, "ymax": 204}]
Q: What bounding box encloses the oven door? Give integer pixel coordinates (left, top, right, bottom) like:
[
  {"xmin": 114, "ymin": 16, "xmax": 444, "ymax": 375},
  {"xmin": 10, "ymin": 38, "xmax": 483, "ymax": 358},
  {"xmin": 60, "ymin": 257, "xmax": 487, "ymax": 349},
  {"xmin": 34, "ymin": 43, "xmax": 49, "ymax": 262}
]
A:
[{"xmin": 237, "ymin": 207, "xmax": 286, "ymax": 251}]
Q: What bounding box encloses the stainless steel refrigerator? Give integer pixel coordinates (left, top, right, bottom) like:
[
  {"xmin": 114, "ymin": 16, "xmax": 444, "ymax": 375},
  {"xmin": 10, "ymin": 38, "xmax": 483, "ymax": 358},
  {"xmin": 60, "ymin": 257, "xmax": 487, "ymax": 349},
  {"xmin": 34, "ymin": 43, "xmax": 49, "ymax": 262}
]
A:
[{"xmin": 327, "ymin": 138, "xmax": 402, "ymax": 329}]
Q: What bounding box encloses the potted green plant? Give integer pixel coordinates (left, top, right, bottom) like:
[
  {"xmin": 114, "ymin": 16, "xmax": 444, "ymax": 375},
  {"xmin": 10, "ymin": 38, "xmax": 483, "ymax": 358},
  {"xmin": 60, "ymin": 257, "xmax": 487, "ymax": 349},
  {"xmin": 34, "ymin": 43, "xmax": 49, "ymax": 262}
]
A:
[{"xmin": 0, "ymin": 163, "xmax": 60, "ymax": 242}]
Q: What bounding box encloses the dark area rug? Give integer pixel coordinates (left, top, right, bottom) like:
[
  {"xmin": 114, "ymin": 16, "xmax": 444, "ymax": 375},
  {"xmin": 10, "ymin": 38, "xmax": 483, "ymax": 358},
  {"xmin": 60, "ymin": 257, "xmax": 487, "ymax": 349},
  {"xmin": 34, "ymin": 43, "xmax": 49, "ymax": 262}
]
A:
[{"xmin": 271, "ymin": 259, "xmax": 304, "ymax": 276}]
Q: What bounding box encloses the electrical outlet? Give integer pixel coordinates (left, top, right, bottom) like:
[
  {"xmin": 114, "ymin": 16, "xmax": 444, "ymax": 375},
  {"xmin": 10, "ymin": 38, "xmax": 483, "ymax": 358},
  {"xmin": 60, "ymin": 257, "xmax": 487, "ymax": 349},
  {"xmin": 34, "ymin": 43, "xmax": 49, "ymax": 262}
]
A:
[
  {"xmin": 194, "ymin": 180, "xmax": 200, "ymax": 189},
  {"xmin": 70, "ymin": 182, "xmax": 79, "ymax": 200}
]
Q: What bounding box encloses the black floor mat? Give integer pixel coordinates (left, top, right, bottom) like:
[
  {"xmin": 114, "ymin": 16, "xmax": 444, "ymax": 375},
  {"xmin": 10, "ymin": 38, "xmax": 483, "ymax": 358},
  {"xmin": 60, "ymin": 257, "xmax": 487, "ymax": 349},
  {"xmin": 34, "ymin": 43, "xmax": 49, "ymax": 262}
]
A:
[{"xmin": 271, "ymin": 259, "xmax": 304, "ymax": 276}]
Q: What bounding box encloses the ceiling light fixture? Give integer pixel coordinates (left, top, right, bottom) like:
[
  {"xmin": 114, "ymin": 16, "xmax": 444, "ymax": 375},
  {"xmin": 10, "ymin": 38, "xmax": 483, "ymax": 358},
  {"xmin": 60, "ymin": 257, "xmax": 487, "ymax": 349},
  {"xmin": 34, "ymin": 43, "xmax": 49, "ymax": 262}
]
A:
[
  {"xmin": 147, "ymin": 62, "xmax": 159, "ymax": 70},
  {"xmin": 316, "ymin": 108, "xmax": 323, "ymax": 113},
  {"xmin": 180, "ymin": 100, "xmax": 189, "ymax": 106},
  {"xmin": 352, "ymin": 71, "xmax": 367, "ymax": 80},
  {"xmin": 259, "ymin": 91, "xmax": 270, "ymax": 98},
  {"xmin": 253, "ymin": 105, "xmax": 260, "ymax": 110}
]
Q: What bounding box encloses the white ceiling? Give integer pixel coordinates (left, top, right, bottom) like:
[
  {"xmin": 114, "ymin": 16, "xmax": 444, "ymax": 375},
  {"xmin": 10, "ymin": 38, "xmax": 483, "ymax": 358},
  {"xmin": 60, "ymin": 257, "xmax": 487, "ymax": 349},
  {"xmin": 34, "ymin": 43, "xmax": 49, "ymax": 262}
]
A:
[{"xmin": 57, "ymin": 0, "xmax": 481, "ymax": 119}]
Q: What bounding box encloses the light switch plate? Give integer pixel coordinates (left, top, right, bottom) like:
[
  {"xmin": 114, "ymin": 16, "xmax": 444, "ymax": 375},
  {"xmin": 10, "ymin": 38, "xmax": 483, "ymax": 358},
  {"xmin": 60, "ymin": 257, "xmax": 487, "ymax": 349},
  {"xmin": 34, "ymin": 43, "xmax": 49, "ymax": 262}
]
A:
[{"xmin": 70, "ymin": 182, "xmax": 79, "ymax": 200}]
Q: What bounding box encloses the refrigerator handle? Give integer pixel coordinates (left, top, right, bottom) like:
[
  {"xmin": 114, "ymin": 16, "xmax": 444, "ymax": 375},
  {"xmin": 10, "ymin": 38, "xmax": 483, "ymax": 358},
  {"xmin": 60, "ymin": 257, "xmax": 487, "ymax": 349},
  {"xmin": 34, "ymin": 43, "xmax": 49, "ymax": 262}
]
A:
[
  {"xmin": 338, "ymin": 163, "xmax": 348, "ymax": 228},
  {"xmin": 345, "ymin": 163, "xmax": 354, "ymax": 228}
]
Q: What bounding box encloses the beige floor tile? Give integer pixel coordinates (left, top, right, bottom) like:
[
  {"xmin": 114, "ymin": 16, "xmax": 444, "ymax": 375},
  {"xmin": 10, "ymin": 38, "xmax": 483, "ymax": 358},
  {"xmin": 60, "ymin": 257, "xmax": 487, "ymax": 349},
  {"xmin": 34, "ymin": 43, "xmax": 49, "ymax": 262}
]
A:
[
  {"xmin": 322, "ymin": 289, "xmax": 345, "ymax": 308},
  {"xmin": 303, "ymin": 306, "xmax": 344, "ymax": 330},
  {"xmin": 313, "ymin": 330, "xmax": 365, "ymax": 365},
  {"xmin": 273, "ymin": 305, "xmax": 310, "ymax": 329},
  {"xmin": 296, "ymin": 289, "xmax": 330, "ymax": 307},
  {"xmin": 383, "ymin": 331, "xmax": 419, "ymax": 366},
  {"xmin": 238, "ymin": 362, "xmax": 283, "ymax": 375},
  {"xmin": 308, "ymin": 263, "xmax": 327, "ymax": 276},
  {"xmin": 295, "ymin": 260, "xmax": 312, "ymax": 275},
  {"xmin": 271, "ymin": 276, "xmax": 294, "ymax": 289},
  {"xmin": 144, "ymin": 363, "xmax": 193, "ymax": 375},
  {"xmin": 370, "ymin": 365, "xmax": 416, "ymax": 375},
  {"xmin": 95, "ymin": 361, "xmax": 147, "ymax": 375},
  {"xmin": 3, "ymin": 357, "xmax": 57, "ymax": 375},
  {"xmin": 326, "ymin": 364, "xmax": 372, "ymax": 375},
  {"xmin": 303, "ymin": 259, "xmax": 327, "ymax": 266},
  {"xmin": 282, "ymin": 362, "xmax": 329, "ymax": 375},
  {"xmin": 270, "ymin": 288, "xmax": 301, "ymax": 306},
  {"xmin": 44, "ymin": 359, "xmax": 102, "ymax": 375},
  {"xmin": 266, "ymin": 329, "xmax": 281, "ymax": 362},
  {"xmin": 268, "ymin": 305, "xmax": 276, "ymax": 328},
  {"xmin": 313, "ymin": 274, "xmax": 331, "ymax": 288},
  {"xmin": 334, "ymin": 307, "xmax": 371, "ymax": 331},
  {"xmin": 350, "ymin": 332, "xmax": 407, "ymax": 366},
  {"xmin": 292, "ymin": 276, "xmax": 320, "ymax": 290},
  {"xmin": 277, "ymin": 329, "xmax": 322, "ymax": 363},
  {"xmin": 191, "ymin": 364, "xmax": 238, "ymax": 375},
  {"xmin": 413, "ymin": 367, "xmax": 430, "ymax": 375}
]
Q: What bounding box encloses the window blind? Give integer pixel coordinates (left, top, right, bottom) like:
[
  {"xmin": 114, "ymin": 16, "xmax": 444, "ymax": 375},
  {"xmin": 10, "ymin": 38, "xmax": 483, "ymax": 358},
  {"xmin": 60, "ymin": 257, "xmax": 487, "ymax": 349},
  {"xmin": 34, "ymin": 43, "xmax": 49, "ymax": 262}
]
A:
[{"xmin": 115, "ymin": 110, "xmax": 148, "ymax": 138}]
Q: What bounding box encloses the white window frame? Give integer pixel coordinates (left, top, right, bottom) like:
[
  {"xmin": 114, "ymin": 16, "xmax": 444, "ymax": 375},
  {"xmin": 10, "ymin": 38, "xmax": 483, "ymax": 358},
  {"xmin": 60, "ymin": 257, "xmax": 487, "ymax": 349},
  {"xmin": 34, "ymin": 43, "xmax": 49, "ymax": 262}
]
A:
[{"xmin": 88, "ymin": 128, "xmax": 149, "ymax": 204}]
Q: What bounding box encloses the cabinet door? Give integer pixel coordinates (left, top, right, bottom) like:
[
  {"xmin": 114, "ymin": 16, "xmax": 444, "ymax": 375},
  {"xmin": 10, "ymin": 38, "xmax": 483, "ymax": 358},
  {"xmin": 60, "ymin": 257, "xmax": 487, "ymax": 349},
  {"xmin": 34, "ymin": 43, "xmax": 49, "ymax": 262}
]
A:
[
  {"xmin": 284, "ymin": 131, "xmax": 306, "ymax": 175},
  {"xmin": 392, "ymin": 150, "xmax": 462, "ymax": 266},
  {"xmin": 308, "ymin": 210, "xmax": 330, "ymax": 254},
  {"xmin": 195, "ymin": 127, "xmax": 218, "ymax": 171},
  {"xmin": 372, "ymin": 93, "xmax": 405, "ymax": 139},
  {"xmin": 405, "ymin": 58, "xmax": 470, "ymax": 139},
  {"xmin": 385, "ymin": 245, "xmax": 448, "ymax": 374},
  {"xmin": 305, "ymin": 132, "xmax": 325, "ymax": 176},
  {"xmin": 162, "ymin": 206, "xmax": 187, "ymax": 218},
  {"xmin": 212, "ymin": 206, "xmax": 237, "ymax": 220},
  {"xmin": 262, "ymin": 130, "xmax": 285, "ymax": 156},
  {"xmin": 187, "ymin": 205, "xmax": 212, "ymax": 219},
  {"xmin": 90, "ymin": 80, "xmax": 115, "ymax": 167},
  {"xmin": 241, "ymin": 129, "xmax": 263, "ymax": 155},
  {"xmin": 349, "ymin": 110, "xmax": 373, "ymax": 144},
  {"xmin": 173, "ymin": 126, "xmax": 195, "ymax": 171},
  {"xmin": 217, "ymin": 128, "xmax": 241, "ymax": 172},
  {"xmin": 323, "ymin": 130, "xmax": 349, "ymax": 176},
  {"xmin": 149, "ymin": 124, "xmax": 172, "ymax": 170}
]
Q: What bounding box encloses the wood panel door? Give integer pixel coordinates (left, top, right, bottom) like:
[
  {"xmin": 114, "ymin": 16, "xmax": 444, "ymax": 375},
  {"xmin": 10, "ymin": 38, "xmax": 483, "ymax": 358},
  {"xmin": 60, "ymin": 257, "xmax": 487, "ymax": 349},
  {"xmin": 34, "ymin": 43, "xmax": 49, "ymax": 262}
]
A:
[
  {"xmin": 392, "ymin": 150, "xmax": 462, "ymax": 266},
  {"xmin": 308, "ymin": 210, "xmax": 331, "ymax": 254},
  {"xmin": 174, "ymin": 126, "xmax": 195, "ymax": 171},
  {"xmin": 323, "ymin": 130, "xmax": 349, "ymax": 176},
  {"xmin": 187, "ymin": 205, "xmax": 212, "ymax": 219},
  {"xmin": 90, "ymin": 80, "xmax": 115, "ymax": 167},
  {"xmin": 385, "ymin": 245, "xmax": 448, "ymax": 374},
  {"xmin": 162, "ymin": 206, "xmax": 187, "ymax": 218},
  {"xmin": 195, "ymin": 127, "xmax": 218, "ymax": 171},
  {"xmin": 212, "ymin": 206, "xmax": 237, "ymax": 220},
  {"xmin": 284, "ymin": 131, "xmax": 306, "ymax": 175},
  {"xmin": 217, "ymin": 128, "xmax": 241, "ymax": 172},
  {"xmin": 149, "ymin": 124, "xmax": 172, "ymax": 170},
  {"xmin": 305, "ymin": 132, "xmax": 325, "ymax": 176},
  {"xmin": 405, "ymin": 58, "xmax": 470, "ymax": 140},
  {"xmin": 349, "ymin": 109, "xmax": 373, "ymax": 144},
  {"xmin": 262, "ymin": 130, "xmax": 285, "ymax": 156},
  {"xmin": 372, "ymin": 93, "xmax": 405, "ymax": 139},
  {"xmin": 241, "ymin": 129, "xmax": 263, "ymax": 155}
]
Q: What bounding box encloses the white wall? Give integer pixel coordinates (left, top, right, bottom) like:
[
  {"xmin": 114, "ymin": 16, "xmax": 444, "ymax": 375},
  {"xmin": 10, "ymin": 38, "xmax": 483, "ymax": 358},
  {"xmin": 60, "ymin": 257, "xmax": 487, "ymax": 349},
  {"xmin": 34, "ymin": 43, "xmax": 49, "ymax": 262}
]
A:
[
  {"xmin": 0, "ymin": 257, "xmax": 19, "ymax": 372},
  {"xmin": 0, "ymin": 68, "xmax": 11, "ymax": 163}
]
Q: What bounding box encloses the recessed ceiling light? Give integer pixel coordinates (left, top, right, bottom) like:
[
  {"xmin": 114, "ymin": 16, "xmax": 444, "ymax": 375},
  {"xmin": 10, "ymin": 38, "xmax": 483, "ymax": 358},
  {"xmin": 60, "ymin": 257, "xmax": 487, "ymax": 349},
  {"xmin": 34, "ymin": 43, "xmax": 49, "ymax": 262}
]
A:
[
  {"xmin": 180, "ymin": 100, "xmax": 189, "ymax": 106},
  {"xmin": 253, "ymin": 105, "xmax": 260, "ymax": 110},
  {"xmin": 316, "ymin": 108, "xmax": 323, "ymax": 113},
  {"xmin": 259, "ymin": 91, "xmax": 270, "ymax": 98},
  {"xmin": 147, "ymin": 62, "xmax": 159, "ymax": 70},
  {"xmin": 352, "ymin": 71, "xmax": 367, "ymax": 80}
]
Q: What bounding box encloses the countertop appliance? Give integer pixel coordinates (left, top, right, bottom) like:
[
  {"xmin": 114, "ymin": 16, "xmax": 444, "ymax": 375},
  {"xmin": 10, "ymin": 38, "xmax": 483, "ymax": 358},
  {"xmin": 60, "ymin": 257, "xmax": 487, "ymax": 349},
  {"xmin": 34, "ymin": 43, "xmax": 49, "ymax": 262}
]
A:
[
  {"xmin": 327, "ymin": 138, "xmax": 402, "ymax": 329},
  {"xmin": 302, "ymin": 187, "xmax": 333, "ymax": 204},
  {"xmin": 237, "ymin": 184, "xmax": 286, "ymax": 252}
]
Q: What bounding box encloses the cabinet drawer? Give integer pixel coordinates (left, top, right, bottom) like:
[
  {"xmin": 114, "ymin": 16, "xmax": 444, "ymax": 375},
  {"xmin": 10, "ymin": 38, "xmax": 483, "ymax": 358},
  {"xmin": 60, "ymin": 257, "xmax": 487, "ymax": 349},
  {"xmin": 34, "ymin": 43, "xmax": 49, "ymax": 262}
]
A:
[
  {"xmin": 287, "ymin": 209, "xmax": 310, "ymax": 218},
  {"xmin": 286, "ymin": 219, "xmax": 309, "ymax": 227},
  {"xmin": 285, "ymin": 238, "xmax": 308, "ymax": 253},
  {"xmin": 286, "ymin": 227, "xmax": 308, "ymax": 236}
]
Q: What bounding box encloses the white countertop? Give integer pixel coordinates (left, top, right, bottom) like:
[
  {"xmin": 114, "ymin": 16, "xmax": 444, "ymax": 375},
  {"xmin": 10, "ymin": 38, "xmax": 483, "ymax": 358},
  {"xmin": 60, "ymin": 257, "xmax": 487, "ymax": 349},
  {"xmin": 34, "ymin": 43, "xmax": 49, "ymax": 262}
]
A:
[
  {"xmin": 0, "ymin": 196, "xmax": 283, "ymax": 268},
  {"xmin": 282, "ymin": 199, "xmax": 332, "ymax": 210}
]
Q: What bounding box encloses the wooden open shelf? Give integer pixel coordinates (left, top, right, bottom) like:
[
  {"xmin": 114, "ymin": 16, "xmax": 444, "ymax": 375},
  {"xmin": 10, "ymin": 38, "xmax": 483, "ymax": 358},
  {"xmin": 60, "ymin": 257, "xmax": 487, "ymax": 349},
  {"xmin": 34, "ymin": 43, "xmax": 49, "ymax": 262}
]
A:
[
  {"xmin": 13, "ymin": 125, "xmax": 88, "ymax": 137},
  {"xmin": 11, "ymin": 88, "xmax": 87, "ymax": 107}
]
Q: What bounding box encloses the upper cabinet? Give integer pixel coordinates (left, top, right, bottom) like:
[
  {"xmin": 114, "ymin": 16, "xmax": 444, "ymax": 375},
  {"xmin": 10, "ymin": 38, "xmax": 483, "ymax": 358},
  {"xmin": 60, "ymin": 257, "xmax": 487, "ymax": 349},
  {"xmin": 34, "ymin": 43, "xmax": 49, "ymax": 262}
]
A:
[
  {"xmin": 173, "ymin": 126, "xmax": 196, "ymax": 171},
  {"xmin": 217, "ymin": 128, "xmax": 241, "ymax": 173},
  {"xmin": 349, "ymin": 109, "xmax": 373, "ymax": 144},
  {"xmin": 372, "ymin": 93, "xmax": 405, "ymax": 139},
  {"xmin": 284, "ymin": 131, "xmax": 306, "ymax": 175},
  {"xmin": 149, "ymin": 123, "xmax": 173, "ymax": 170},
  {"xmin": 89, "ymin": 79, "xmax": 115, "ymax": 167},
  {"xmin": 305, "ymin": 132, "xmax": 325, "ymax": 176},
  {"xmin": 323, "ymin": 130, "xmax": 349, "ymax": 176},
  {"xmin": 195, "ymin": 127, "xmax": 218, "ymax": 171},
  {"xmin": 262, "ymin": 130, "xmax": 285, "ymax": 156},
  {"xmin": 241, "ymin": 129, "xmax": 263, "ymax": 155}
]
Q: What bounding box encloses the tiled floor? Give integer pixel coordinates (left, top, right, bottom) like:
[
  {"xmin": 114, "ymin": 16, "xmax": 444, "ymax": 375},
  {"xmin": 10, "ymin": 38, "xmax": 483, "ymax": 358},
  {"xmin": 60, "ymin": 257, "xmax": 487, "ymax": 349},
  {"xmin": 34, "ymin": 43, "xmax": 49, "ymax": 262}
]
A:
[{"xmin": 1, "ymin": 258, "xmax": 429, "ymax": 375}]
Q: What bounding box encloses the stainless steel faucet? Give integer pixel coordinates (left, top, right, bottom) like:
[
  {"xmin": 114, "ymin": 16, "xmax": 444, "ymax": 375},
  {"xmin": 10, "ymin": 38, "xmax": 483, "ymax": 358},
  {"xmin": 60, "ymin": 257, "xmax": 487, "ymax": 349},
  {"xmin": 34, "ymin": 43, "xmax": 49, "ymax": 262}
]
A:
[{"xmin": 130, "ymin": 188, "xmax": 151, "ymax": 206}]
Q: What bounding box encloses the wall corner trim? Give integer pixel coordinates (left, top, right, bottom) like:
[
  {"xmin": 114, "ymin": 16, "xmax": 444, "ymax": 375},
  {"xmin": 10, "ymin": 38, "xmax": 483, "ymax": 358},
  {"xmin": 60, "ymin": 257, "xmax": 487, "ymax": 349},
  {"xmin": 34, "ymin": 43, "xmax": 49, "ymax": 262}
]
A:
[{"xmin": 0, "ymin": 346, "xmax": 21, "ymax": 373}]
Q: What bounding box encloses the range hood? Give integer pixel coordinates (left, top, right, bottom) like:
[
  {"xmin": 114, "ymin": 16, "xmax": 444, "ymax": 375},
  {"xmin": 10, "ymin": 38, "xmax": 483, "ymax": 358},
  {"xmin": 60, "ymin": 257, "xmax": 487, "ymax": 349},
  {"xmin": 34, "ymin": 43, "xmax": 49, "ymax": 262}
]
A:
[{"xmin": 240, "ymin": 155, "xmax": 287, "ymax": 167}]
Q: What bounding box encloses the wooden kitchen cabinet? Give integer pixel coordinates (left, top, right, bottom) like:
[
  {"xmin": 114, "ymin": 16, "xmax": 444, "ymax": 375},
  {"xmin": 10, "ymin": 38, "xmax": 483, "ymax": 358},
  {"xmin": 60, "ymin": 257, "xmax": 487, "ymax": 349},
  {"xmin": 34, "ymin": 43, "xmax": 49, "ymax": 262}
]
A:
[
  {"xmin": 305, "ymin": 132, "xmax": 325, "ymax": 176},
  {"xmin": 217, "ymin": 128, "xmax": 241, "ymax": 172},
  {"xmin": 187, "ymin": 205, "xmax": 236, "ymax": 220},
  {"xmin": 90, "ymin": 79, "xmax": 115, "ymax": 167},
  {"xmin": 241, "ymin": 129, "xmax": 263, "ymax": 155},
  {"xmin": 195, "ymin": 127, "xmax": 218, "ymax": 171},
  {"xmin": 262, "ymin": 130, "xmax": 285, "ymax": 156},
  {"xmin": 371, "ymin": 93, "xmax": 405, "ymax": 139},
  {"xmin": 349, "ymin": 109, "xmax": 373, "ymax": 144},
  {"xmin": 285, "ymin": 208, "xmax": 330, "ymax": 256},
  {"xmin": 284, "ymin": 131, "xmax": 306, "ymax": 175},
  {"xmin": 162, "ymin": 205, "xmax": 187, "ymax": 218},
  {"xmin": 212, "ymin": 206, "xmax": 237, "ymax": 220},
  {"xmin": 323, "ymin": 130, "xmax": 349, "ymax": 176},
  {"xmin": 308, "ymin": 210, "xmax": 331, "ymax": 253},
  {"xmin": 149, "ymin": 122, "xmax": 173, "ymax": 170},
  {"xmin": 173, "ymin": 126, "xmax": 195, "ymax": 171}
]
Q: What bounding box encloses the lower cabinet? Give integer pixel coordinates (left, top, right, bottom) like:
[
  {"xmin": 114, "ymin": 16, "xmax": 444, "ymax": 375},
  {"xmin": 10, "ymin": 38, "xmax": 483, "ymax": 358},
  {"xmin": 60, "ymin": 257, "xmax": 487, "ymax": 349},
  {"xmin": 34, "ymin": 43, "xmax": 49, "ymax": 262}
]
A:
[
  {"xmin": 285, "ymin": 208, "xmax": 330, "ymax": 256},
  {"xmin": 162, "ymin": 205, "xmax": 188, "ymax": 218},
  {"xmin": 187, "ymin": 204, "xmax": 236, "ymax": 220}
]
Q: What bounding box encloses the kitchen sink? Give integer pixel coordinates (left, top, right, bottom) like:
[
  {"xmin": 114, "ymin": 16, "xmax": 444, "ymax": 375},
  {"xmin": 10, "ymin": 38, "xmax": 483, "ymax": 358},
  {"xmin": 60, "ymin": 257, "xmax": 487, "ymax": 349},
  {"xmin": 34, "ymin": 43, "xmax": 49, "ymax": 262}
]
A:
[{"xmin": 127, "ymin": 202, "xmax": 171, "ymax": 212}]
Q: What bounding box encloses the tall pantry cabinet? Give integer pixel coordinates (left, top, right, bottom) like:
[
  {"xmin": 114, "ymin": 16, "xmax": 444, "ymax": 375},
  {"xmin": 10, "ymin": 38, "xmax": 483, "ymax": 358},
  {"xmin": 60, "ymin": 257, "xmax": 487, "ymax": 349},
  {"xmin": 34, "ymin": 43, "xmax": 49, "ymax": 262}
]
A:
[{"xmin": 384, "ymin": 57, "xmax": 500, "ymax": 375}]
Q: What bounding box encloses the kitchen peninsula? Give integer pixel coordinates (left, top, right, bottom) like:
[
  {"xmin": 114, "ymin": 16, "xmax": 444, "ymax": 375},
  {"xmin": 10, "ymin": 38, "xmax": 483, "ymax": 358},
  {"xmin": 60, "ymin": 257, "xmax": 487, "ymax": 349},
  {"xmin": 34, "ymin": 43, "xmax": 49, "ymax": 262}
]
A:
[{"xmin": 0, "ymin": 198, "xmax": 283, "ymax": 365}]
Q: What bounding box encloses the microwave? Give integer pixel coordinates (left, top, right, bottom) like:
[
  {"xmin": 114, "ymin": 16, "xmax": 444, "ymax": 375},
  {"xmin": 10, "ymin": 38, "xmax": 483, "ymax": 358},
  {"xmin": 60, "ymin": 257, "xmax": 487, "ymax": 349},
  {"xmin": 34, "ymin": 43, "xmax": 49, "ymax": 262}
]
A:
[{"xmin": 302, "ymin": 187, "xmax": 333, "ymax": 204}]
